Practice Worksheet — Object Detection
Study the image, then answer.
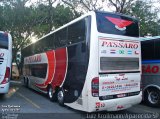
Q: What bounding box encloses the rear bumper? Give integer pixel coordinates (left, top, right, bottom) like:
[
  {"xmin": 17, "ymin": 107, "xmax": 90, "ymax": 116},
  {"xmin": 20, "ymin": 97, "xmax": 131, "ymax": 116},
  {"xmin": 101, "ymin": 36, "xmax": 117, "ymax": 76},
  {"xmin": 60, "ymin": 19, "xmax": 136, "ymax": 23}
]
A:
[
  {"xmin": 0, "ymin": 82, "xmax": 9, "ymax": 94},
  {"xmin": 88, "ymin": 92, "xmax": 142, "ymax": 112}
]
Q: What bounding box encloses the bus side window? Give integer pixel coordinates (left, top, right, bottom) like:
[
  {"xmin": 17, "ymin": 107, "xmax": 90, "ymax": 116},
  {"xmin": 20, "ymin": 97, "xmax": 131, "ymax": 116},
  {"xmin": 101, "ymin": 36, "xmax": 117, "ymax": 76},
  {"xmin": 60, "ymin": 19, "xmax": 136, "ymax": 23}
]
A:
[
  {"xmin": 68, "ymin": 19, "xmax": 86, "ymax": 45},
  {"xmin": 35, "ymin": 42, "xmax": 41, "ymax": 54},
  {"xmin": 141, "ymin": 40, "xmax": 154, "ymax": 60},
  {"xmin": 37, "ymin": 39, "xmax": 44, "ymax": 53},
  {"xmin": 155, "ymin": 39, "xmax": 160, "ymax": 60},
  {"xmin": 55, "ymin": 28, "xmax": 67, "ymax": 48},
  {"xmin": 50, "ymin": 34, "xmax": 55, "ymax": 49},
  {"xmin": 45, "ymin": 34, "xmax": 54, "ymax": 51}
]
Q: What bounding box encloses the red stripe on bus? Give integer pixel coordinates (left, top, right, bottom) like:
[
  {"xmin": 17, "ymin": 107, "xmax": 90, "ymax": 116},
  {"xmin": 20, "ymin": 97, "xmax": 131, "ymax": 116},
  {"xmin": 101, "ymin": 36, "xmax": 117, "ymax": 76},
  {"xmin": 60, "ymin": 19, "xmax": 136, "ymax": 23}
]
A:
[
  {"xmin": 35, "ymin": 50, "xmax": 55, "ymax": 87},
  {"xmin": 51, "ymin": 48, "xmax": 67, "ymax": 89}
]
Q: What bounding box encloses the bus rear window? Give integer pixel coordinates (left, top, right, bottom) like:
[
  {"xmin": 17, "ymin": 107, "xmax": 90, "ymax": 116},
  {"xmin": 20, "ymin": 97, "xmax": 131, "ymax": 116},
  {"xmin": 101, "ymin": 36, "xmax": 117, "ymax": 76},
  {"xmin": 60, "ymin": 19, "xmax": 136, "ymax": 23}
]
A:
[
  {"xmin": 0, "ymin": 33, "xmax": 8, "ymax": 49},
  {"xmin": 96, "ymin": 12, "xmax": 139, "ymax": 37}
]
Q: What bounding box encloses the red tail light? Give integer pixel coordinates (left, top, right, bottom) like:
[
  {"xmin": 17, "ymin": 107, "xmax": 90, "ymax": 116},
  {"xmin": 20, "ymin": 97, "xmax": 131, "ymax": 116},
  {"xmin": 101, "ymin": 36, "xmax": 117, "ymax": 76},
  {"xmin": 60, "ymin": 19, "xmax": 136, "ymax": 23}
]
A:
[
  {"xmin": 91, "ymin": 77, "xmax": 99, "ymax": 97},
  {"xmin": 1, "ymin": 67, "xmax": 10, "ymax": 84}
]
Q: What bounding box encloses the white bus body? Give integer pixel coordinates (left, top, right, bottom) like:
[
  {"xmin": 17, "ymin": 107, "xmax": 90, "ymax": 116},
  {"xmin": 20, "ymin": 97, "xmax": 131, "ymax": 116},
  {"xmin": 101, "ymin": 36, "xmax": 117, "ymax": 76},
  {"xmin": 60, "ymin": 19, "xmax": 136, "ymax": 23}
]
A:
[{"xmin": 0, "ymin": 31, "xmax": 12, "ymax": 94}]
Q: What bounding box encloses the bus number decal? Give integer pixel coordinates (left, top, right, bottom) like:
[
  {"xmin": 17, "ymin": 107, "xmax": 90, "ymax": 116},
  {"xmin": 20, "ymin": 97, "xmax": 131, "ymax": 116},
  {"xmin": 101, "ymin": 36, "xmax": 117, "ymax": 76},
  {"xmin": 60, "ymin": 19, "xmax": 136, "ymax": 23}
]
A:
[{"xmin": 142, "ymin": 65, "xmax": 159, "ymax": 74}]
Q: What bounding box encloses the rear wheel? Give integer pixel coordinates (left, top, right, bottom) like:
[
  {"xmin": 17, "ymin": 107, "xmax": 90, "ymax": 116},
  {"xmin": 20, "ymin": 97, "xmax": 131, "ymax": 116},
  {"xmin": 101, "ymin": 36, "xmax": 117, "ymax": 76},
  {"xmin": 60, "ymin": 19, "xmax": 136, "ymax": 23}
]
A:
[
  {"xmin": 145, "ymin": 88, "xmax": 160, "ymax": 107},
  {"xmin": 48, "ymin": 85, "xmax": 57, "ymax": 102},
  {"xmin": 57, "ymin": 88, "xmax": 64, "ymax": 106}
]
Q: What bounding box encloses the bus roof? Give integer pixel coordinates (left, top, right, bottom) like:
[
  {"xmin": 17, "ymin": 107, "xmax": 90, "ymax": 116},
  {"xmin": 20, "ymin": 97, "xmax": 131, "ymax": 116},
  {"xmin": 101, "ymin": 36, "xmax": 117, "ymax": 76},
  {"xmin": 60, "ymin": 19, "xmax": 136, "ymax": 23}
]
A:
[
  {"xmin": 140, "ymin": 36, "xmax": 160, "ymax": 41},
  {"xmin": 95, "ymin": 11, "xmax": 138, "ymax": 21}
]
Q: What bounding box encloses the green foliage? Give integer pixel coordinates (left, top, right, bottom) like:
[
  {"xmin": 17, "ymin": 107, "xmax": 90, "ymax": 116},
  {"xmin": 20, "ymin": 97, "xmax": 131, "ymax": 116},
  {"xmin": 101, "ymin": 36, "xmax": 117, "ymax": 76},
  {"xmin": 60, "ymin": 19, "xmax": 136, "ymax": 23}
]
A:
[
  {"xmin": 126, "ymin": 1, "xmax": 160, "ymax": 36},
  {"xmin": 53, "ymin": 4, "xmax": 78, "ymax": 28},
  {"xmin": 32, "ymin": 4, "xmax": 78, "ymax": 37},
  {"xmin": 0, "ymin": 0, "xmax": 77, "ymax": 64}
]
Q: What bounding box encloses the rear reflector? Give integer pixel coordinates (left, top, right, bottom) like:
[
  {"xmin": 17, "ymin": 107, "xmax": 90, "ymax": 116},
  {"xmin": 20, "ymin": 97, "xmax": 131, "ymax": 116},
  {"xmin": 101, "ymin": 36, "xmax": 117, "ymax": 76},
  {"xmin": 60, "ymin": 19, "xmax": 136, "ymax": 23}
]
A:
[{"xmin": 1, "ymin": 67, "xmax": 10, "ymax": 84}]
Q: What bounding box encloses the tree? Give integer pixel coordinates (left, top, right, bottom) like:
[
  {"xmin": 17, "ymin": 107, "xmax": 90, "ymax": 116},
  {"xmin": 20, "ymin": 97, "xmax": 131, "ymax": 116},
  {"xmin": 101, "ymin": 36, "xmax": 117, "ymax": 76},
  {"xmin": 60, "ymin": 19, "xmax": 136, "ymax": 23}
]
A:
[
  {"xmin": 107, "ymin": 0, "xmax": 136, "ymax": 13},
  {"xmin": 0, "ymin": 0, "xmax": 37, "ymax": 74},
  {"xmin": 31, "ymin": 3, "xmax": 78, "ymax": 37},
  {"xmin": 61, "ymin": 0, "xmax": 105, "ymax": 12},
  {"xmin": 127, "ymin": 1, "xmax": 160, "ymax": 36},
  {"xmin": 61, "ymin": 0, "xmax": 160, "ymax": 36},
  {"xmin": 61, "ymin": 0, "xmax": 137, "ymax": 13}
]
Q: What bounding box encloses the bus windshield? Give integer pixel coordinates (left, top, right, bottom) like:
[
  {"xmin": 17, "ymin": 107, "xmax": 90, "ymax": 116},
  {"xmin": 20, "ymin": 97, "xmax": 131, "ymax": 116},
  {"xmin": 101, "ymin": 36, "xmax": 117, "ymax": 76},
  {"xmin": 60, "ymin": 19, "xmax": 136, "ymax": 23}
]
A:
[
  {"xmin": 0, "ymin": 33, "xmax": 8, "ymax": 49},
  {"xmin": 96, "ymin": 12, "xmax": 139, "ymax": 37}
]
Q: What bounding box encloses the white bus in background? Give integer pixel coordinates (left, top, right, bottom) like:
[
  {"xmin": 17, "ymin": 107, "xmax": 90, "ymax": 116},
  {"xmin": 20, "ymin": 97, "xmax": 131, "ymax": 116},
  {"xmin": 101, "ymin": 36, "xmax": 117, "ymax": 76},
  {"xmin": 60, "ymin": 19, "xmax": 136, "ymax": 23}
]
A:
[
  {"xmin": 21, "ymin": 11, "xmax": 142, "ymax": 112},
  {"xmin": 0, "ymin": 31, "xmax": 12, "ymax": 95}
]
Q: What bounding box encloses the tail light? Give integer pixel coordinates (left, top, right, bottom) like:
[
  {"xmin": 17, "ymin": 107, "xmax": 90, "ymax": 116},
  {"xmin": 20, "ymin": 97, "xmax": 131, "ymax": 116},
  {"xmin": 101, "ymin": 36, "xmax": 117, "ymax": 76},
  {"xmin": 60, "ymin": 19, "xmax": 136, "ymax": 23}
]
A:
[
  {"xmin": 91, "ymin": 77, "xmax": 99, "ymax": 97},
  {"xmin": 1, "ymin": 67, "xmax": 10, "ymax": 84}
]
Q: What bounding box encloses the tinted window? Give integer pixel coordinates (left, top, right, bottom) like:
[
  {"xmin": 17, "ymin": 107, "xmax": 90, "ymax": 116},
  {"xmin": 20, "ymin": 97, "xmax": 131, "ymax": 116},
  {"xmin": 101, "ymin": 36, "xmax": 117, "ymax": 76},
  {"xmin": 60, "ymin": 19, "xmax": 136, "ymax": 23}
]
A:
[
  {"xmin": 96, "ymin": 12, "xmax": 139, "ymax": 37},
  {"xmin": 55, "ymin": 28, "xmax": 67, "ymax": 48},
  {"xmin": 155, "ymin": 38, "xmax": 160, "ymax": 60},
  {"xmin": 0, "ymin": 33, "xmax": 8, "ymax": 49},
  {"xmin": 68, "ymin": 19, "xmax": 86, "ymax": 44},
  {"xmin": 30, "ymin": 64, "xmax": 47, "ymax": 78},
  {"xmin": 141, "ymin": 40, "xmax": 154, "ymax": 60}
]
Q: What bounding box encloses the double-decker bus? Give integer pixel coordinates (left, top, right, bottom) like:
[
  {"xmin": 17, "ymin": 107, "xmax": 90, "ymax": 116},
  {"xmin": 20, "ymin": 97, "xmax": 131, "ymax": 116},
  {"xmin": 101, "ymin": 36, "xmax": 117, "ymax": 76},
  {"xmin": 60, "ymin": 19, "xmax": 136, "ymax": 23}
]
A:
[
  {"xmin": 141, "ymin": 36, "xmax": 160, "ymax": 107},
  {"xmin": 0, "ymin": 31, "xmax": 12, "ymax": 95},
  {"xmin": 21, "ymin": 11, "xmax": 142, "ymax": 112}
]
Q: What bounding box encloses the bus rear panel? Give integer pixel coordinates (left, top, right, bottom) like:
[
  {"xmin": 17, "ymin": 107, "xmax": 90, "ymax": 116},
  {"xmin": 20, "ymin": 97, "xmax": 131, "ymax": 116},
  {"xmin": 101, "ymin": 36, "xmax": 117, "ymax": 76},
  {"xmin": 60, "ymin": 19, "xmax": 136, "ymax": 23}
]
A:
[{"xmin": 83, "ymin": 11, "xmax": 142, "ymax": 112}]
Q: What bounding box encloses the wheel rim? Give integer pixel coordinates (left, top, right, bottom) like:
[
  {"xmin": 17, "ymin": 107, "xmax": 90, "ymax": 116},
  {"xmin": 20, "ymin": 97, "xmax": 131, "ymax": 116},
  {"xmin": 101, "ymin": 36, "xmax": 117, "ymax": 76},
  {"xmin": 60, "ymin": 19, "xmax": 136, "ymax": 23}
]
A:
[
  {"xmin": 58, "ymin": 90, "xmax": 64, "ymax": 103},
  {"xmin": 49, "ymin": 87, "xmax": 53, "ymax": 99},
  {"xmin": 148, "ymin": 91, "xmax": 159, "ymax": 104}
]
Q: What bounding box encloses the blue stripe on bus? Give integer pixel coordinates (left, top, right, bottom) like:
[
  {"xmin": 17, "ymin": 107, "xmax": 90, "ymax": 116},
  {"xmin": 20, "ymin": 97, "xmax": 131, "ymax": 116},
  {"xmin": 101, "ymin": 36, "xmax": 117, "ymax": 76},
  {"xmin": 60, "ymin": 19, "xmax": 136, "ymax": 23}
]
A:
[{"xmin": 142, "ymin": 60, "xmax": 160, "ymax": 64}]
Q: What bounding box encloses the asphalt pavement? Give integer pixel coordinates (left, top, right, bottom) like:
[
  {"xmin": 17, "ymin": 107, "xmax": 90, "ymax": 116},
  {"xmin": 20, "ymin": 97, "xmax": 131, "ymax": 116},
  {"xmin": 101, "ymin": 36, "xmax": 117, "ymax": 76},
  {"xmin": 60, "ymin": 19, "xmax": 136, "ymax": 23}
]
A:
[{"xmin": 0, "ymin": 81, "xmax": 160, "ymax": 119}]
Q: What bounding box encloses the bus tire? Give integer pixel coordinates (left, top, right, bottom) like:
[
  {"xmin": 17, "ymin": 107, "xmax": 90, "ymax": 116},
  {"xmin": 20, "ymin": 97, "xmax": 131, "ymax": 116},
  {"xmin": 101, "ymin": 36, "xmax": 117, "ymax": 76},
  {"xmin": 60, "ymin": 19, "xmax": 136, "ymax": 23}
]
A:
[
  {"xmin": 48, "ymin": 85, "xmax": 57, "ymax": 102},
  {"xmin": 145, "ymin": 88, "xmax": 160, "ymax": 107},
  {"xmin": 57, "ymin": 88, "xmax": 64, "ymax": 106}
]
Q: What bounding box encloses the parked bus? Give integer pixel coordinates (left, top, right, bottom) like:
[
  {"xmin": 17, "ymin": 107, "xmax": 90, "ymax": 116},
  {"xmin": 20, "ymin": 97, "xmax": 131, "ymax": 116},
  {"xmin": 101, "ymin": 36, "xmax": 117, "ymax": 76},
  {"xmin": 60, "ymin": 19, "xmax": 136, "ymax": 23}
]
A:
[
  {"xmin": 141, "ymin": 36, "xmax": 160, "ymax": 107},
  {"xmin": 0, "ymin": 31, "xmax": 12, "ymax": 95},
  {"xmin": 21, "ymin": 11, "xmax": 142, "ymax": 112}
]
